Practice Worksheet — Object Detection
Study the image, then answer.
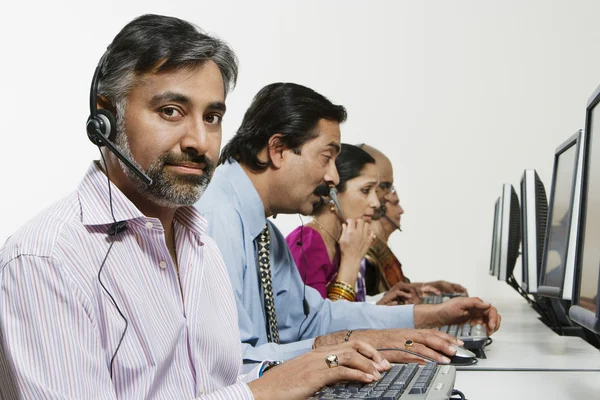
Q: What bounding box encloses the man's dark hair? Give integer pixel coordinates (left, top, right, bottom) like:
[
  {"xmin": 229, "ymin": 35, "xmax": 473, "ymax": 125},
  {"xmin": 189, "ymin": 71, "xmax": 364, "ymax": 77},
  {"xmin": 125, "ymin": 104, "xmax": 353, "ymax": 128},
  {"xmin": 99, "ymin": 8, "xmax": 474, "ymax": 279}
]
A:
[
  {"xmin": 219, "ymin": 82, "xmax": 347, "ymax": 170},
  {"xmin": 98, "ymin": 14, "xmax": 238, "ymax": 109},
  {"xmin": 313, "ymin": 143, "xmax": 376, "ymax": 214}
]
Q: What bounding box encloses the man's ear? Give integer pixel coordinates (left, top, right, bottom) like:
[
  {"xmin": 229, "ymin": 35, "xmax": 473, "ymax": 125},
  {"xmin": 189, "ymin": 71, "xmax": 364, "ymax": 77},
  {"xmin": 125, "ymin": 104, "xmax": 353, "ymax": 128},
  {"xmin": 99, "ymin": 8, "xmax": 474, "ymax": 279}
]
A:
[
  {"xmin": 267, "ymin": 133, "xmax": 287, "ymax": 169},
  {"xmin": 97, "ymin": 95, "xmax": 116, "ymax": 114}
]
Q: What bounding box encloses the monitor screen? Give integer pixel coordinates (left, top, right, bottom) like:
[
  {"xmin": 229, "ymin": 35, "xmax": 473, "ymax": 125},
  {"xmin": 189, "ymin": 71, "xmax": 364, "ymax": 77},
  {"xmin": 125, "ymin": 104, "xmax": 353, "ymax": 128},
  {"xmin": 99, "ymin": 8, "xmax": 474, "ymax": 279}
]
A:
[
  {"xmin": 498, "ymin": 184, "xmax": 521, "ymax": 282},
  {"xmin": 539, "ymin": 138, "xmax": 578, "ymax": 294},
  {"xmin": 489, "ymin": 197, "xmax": 501, "ymax": 276},
  {"xmin": 570, "ymin": 86, "xmax": 600, "ymax": 334},
  {"xmin": 520, "ymin": 170, "xmax": 548, "ymax": 294},
  {"xmin": 577, "ymin": 105, "xmax": 600, "ymax": 315}
]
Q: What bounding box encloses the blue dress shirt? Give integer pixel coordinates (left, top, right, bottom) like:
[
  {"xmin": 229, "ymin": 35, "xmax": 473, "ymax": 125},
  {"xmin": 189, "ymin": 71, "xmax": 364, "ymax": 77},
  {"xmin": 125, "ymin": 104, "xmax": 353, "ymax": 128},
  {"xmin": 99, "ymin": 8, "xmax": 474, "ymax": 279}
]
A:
[{"xmin": 196, "ymin": 160, "xmax": 415, "ymax": 371}]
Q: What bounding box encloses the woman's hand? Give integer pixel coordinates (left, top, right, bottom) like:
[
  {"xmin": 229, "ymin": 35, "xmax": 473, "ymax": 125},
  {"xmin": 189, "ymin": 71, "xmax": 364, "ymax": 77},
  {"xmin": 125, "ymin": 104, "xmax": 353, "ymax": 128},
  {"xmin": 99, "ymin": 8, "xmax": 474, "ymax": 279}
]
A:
[{"xmin": 336, "ymin": 219, "xmax": 376, "ymax": 284}]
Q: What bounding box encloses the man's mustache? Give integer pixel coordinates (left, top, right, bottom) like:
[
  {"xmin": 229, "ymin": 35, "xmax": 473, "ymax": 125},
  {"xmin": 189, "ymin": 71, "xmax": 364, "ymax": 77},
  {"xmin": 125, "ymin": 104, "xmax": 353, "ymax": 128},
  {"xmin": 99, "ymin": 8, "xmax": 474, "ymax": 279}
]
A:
[{"xmin": 162, "ymin": 153, "xmax": 215, "ymax": 174}]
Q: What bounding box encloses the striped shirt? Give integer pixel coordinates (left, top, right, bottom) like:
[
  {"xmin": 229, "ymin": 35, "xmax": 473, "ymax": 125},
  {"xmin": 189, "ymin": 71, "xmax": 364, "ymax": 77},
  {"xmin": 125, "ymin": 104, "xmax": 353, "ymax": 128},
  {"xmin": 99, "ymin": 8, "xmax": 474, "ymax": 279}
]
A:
[{"xmin": 0, "ymin": 162, "xmax": 259, "ymax": 399}]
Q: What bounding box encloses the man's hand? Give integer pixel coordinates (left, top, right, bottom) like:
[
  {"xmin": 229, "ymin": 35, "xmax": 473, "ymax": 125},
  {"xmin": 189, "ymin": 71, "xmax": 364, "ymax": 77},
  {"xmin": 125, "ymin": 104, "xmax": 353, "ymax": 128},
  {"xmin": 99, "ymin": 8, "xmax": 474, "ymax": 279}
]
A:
[
  {"xmin": 424, "ymin": 280, "xmax": 468, "ymax": 295},
  {"xmin": 377, "ymin": 282, "xmax": 422, "ymax": 305},
  {"xmin": 248, "ymin": 341, "xmax": 390, "ymax": 400},
  {"xmin": 414, "ymin": 284, "xmax": 441, "ymax": 297},
  {"xmin": 376, "ymin": 289, "xmax": 421, "ymax": 305},
  {"xmin": 314, "ymin": 328, "xmax": 463, "ymax": 364},
  {"xmin": 414, "ymin": 297, "xmax": 501, "ymax": 335}
]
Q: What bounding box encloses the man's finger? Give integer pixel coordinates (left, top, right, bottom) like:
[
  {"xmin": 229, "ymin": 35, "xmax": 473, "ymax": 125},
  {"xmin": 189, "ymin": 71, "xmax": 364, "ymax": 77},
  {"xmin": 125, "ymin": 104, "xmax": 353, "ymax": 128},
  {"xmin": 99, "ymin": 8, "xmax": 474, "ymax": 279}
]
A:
[
  {"xmin": 337, "ymin": 349, "xmax": 384, "ymax": 378},
  {"xmin": 349, "ymin": 341, "xmax": 390, "ymax": 370},
  {"xmin": 484, "ymin": 307, "xmax": 500, "ymax": 334},
  {"xmin": 415, "ymin": 332, "xmax": 462, "ymax": 357},
  {"xmin": 325, "ymin": 366, "xmax": 377, "ymax": 385},
  {"xmin": 459, "ymin": 297, "xmax": 491, "ymax": 310},
  {"xmin": 428, "ymin": 329, "xmax": 464, "ymax": 346}
]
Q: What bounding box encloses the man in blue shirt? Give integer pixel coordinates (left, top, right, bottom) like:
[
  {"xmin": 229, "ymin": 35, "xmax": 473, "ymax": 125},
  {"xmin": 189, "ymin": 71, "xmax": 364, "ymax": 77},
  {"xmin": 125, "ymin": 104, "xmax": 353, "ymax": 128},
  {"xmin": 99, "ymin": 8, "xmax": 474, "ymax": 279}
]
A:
[{"xmin": 197, "ymin": 83, "xmax": 500, "ymax": 370}]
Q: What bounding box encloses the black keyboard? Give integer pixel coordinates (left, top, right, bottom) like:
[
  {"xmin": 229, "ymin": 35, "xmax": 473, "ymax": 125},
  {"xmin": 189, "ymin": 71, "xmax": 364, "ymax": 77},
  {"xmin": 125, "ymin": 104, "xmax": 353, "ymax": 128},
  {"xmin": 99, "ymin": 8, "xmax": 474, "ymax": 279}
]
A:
[{"xmin": 310, "ymin": 362, "xmax": 456, "ymax": 400}]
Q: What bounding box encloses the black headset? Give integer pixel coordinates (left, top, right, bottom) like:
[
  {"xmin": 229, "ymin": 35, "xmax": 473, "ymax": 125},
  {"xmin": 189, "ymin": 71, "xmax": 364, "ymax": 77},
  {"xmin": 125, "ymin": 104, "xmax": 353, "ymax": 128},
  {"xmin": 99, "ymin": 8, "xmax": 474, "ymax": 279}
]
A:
[
  {"xmin": 86, "ymin": 52, "xmax": 117, "ymax": 146},
  {"xmin": 85, "ymin": 51, "xmax": 152, "ymax": 185}
]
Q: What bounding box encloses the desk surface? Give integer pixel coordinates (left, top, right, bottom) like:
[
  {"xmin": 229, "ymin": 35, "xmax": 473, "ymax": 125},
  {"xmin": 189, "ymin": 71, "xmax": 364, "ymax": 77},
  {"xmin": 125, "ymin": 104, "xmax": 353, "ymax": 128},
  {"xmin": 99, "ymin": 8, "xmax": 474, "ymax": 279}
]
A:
[
  {"xmin": 456, "ymin": 294, "xmax": 600, "ymax": 371},
  {"xmin": 454, "ymin": 370, "xmax": 600, "ymax": 400}
]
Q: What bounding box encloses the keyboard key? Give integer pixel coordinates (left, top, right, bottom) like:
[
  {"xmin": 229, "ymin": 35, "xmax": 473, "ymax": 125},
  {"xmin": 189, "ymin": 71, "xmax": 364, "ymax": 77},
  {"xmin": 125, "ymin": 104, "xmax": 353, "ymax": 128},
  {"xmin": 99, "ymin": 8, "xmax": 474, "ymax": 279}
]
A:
[
  {"xmin": 381, "ymin": 390, "xmax": 401, "ymax": 399},
  {"xmin": 409, "ymin": 383, "xmax": 426, "ymax": 394}
]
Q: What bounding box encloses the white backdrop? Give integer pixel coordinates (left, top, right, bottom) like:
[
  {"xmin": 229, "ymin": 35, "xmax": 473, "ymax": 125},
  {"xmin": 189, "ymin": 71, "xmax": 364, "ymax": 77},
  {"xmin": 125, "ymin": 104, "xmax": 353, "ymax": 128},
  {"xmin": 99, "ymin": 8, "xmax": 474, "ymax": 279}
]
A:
[{"xmin": 2, "ymin": 0, "xmax": 600, "ymax": 299}]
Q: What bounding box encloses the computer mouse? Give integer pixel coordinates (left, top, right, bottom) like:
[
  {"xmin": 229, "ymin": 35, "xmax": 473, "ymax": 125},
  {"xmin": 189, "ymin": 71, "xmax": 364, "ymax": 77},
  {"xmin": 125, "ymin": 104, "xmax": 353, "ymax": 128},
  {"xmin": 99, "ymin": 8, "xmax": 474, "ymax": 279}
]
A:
[{"xmin": 449, "ymin": 346, "xmax": 476, "ymax": 365}]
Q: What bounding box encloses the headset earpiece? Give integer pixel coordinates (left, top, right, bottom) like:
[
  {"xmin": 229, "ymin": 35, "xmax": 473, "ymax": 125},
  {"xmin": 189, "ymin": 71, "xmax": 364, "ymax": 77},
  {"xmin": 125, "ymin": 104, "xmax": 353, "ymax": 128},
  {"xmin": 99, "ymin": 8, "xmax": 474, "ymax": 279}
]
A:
[
  {"xmin": 85, "ymin": 50, "xmax": 152, "ymax": 184},
  {"xmin": 87, "ymin": 108, "xmax": 117, "ymax": 146}
]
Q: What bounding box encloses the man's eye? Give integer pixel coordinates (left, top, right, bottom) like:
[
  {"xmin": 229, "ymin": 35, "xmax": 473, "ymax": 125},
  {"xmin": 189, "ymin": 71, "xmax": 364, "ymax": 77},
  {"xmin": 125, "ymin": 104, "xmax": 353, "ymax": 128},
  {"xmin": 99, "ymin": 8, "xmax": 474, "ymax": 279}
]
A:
[
  {"xmin": 205, "ymin": 114, "xmax": 223, "ymax": 125},
  {"xmin": 160, "ymin": 107, "xmax": 182, "ymax": 119}
]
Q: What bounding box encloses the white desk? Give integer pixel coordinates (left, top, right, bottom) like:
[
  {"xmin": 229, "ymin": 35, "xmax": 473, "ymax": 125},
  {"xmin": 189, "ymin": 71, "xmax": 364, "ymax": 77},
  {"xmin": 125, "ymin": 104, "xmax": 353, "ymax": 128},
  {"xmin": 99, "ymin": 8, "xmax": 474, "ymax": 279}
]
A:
[
  {"xmin": 450, "ymin": 293, "xmax": 600, "ymax": 372},
  {"xmin": 454, "ymin": 370, "xmax": 600, "ymax": 400},
  {"xmin": 456, "ymin": 293, "xmax": 600, "ymax": 371}
]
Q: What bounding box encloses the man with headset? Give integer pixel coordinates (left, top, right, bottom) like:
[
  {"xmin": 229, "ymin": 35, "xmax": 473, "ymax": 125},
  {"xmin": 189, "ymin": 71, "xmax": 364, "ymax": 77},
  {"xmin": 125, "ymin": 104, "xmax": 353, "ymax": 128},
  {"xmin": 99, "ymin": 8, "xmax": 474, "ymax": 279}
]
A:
[
  {"xmin": 358, "ymin": 143, "xmax": 469, "ymax": 298},
  {"xmin": 0, "ymin": 14, "xmax": 394, "ymax": 400},
  {"xmin": 195, "ymin": 82, "xmax": 501, "ymax": 372}
]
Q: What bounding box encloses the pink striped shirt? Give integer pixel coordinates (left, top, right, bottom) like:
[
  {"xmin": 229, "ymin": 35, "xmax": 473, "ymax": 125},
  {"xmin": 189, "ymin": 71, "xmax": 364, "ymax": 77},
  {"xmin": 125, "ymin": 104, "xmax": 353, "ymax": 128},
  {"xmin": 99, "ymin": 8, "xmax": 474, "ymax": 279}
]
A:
[{"xmin": 0, "ymin": 162, "xmax": 259, "ymax": 399}]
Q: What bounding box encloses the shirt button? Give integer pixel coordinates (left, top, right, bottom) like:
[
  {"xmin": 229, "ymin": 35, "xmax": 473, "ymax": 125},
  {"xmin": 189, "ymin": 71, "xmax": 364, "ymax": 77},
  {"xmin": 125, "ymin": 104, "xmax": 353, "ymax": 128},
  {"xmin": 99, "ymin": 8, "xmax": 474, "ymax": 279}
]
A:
[
  {"xmin": 159, "ymin": 260, "xmax": 167, "ymax": 269},
  {"xmin": 145, "ymin": 221, "xmax": 153, "ymax": 229},
  {"xmin": 199, "ymin": 387, "xmax": 205, "ymax": 395}
]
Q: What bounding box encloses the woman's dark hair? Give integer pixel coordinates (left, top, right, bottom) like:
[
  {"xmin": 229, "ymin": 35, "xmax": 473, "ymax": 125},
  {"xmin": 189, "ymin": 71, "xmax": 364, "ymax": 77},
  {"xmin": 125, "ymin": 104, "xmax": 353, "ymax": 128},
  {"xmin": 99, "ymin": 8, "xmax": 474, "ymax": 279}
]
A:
[
  {"xmin": 219, "ymin": 82, "xmax": 347, "ymax": 170},
  {"xmin": 313, "ymin": 143, "xmax": 376, "ymax": 214}
]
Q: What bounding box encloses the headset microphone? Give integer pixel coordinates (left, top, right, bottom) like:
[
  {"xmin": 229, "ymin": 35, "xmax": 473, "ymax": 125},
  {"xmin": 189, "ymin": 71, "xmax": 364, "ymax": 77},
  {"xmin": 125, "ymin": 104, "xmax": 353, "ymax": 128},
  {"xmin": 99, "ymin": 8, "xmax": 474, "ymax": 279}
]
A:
[
  {"xmin": 378, "ymin": 204, "xmax": 402, "ymax": 232},
  {"xmin": 86, "ymin": 52, "xmax": 153, "ymax": 186},
  {"xmin": 328, "ymin": 185, "xmax": 346, "ymax": 221},
  {"xmin": 384, "ymin": 214, "xmax": 402, "ymax": 232}
]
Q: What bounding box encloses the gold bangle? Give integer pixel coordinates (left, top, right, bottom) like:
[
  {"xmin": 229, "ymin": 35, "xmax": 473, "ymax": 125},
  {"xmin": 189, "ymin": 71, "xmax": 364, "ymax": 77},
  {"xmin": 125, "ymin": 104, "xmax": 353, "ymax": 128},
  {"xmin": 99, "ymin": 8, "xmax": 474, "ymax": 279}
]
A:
[
  {"xmin": 328, "ymin": 287, "xmax": 354, "ymax": 301},
  {"xmin": 332, "ymin": 280, "xmax": 355, "ymax": 293},
  {"xmin": 328, "ymin": 294, "xmax": 353, "ymax": 302},
  {"xmin": 328, "ymin": 286, "xmax": 353, "ymax": 296},
  {"xmin": 331, "ymin": 283, "xmax": 356, "ymax": 296},
  {"xmin": 330, "ymin": 285, "xmax": 356, "ymax": 299}
]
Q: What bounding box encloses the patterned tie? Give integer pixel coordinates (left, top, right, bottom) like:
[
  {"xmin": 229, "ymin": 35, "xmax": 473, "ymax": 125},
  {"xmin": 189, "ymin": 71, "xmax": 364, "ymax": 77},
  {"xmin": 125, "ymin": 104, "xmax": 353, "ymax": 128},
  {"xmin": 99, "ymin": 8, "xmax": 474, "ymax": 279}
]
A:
[{"xmin": 257, "ymin": 224, "xmax": 280, "ymax": 343}]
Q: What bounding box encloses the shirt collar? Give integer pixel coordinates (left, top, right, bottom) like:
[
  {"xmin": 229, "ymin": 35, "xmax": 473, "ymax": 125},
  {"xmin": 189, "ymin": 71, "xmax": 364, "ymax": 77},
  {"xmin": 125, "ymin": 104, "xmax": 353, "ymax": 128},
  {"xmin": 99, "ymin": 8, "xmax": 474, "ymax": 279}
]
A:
[
  {"xmin": 218, "ymin": 159, "xmax": 267, "ymax": 240},
  {"xmin": 78, "ymin": 161, "xmax": 208, "ymax": 236}
]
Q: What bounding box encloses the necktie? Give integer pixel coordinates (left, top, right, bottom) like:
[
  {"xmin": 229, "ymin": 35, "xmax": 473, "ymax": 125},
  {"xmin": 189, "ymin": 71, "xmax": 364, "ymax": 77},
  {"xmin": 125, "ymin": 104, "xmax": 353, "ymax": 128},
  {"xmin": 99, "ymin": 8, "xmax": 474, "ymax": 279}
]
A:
[{"xmin": 257, "ymin": 224, "xmax": 280, "ymax": 343}]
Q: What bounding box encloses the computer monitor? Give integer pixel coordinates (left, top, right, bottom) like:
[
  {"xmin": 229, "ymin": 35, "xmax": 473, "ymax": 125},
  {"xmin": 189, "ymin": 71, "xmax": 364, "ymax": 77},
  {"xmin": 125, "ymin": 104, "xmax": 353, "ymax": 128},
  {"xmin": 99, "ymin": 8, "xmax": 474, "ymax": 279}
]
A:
[
  {"xmin": 538, "ymin": 131, "xmax": 582, "ymax": 300},
  {"xmin": 489, "ymin": 197, "xmax": 501, "ymax": 277},
  {"xmin": 570, "ymin": 85, "xmax": 600, "ymax": 334},
  {"xmin": 498, "ymin": 184, "xmax": 521, "ymax": 282},
  {"xmin": 520, "ymin": 170, "xmax": 548, "ymax": 294}
]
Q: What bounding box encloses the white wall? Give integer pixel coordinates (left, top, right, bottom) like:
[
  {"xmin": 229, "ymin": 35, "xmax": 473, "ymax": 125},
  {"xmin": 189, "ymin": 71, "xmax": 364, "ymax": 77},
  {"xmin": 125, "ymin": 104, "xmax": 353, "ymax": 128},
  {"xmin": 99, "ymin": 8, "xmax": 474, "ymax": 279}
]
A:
[{"xmin": 2, "ymin": 0, "xmax": 600, "ymax": 300}]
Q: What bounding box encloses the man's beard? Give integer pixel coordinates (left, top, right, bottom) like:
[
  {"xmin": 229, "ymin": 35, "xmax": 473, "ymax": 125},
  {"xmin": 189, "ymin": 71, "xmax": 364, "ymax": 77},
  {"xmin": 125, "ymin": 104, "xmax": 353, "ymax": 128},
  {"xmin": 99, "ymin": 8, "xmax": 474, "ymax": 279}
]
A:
[{"xmin": 114, "ymin": 131, "xmax": 214, "ymax": 208}]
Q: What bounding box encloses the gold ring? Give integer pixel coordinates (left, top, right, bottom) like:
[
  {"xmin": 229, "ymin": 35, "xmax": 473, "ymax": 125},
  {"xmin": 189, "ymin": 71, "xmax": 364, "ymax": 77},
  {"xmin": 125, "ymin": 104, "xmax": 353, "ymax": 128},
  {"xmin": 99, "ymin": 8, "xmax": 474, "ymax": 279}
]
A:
[
  {"xmin": 325, "ymin": 354, "xmax": 339, "ymax": 368},
  {"xmin": 405, "ymin": 340, "xmax": 414, "ymax": 350}
]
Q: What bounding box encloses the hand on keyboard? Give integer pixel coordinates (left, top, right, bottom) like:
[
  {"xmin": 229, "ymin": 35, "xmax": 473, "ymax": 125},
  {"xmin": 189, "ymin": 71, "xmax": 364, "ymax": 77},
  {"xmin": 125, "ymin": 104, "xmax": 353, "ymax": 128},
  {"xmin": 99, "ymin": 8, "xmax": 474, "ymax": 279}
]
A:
[
  {"xmin": 416, "ymin": 297, "xmax": 501, "ymax": 335},
  {"xmin": 248, "ymin": 340, "xmax": 390, "ymax": 400},
  {"xmin": 422, "ymin": 281, "xmax": 468, "ymax": 296},
  {"xmin": 314, "ymin": 328, "xmax": 462, "ymax": 365},
  {"xmin": 376, "ymin": 284, "xmax": 421, "ymax": 306}
]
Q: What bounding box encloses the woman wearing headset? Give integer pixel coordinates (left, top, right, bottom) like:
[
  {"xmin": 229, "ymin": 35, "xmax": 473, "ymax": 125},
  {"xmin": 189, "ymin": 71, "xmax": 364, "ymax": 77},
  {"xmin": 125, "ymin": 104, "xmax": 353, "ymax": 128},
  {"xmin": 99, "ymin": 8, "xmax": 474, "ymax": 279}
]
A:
[{"xmin": 286, "ymin": 144, "xmax": 415, "ymax": 305}]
